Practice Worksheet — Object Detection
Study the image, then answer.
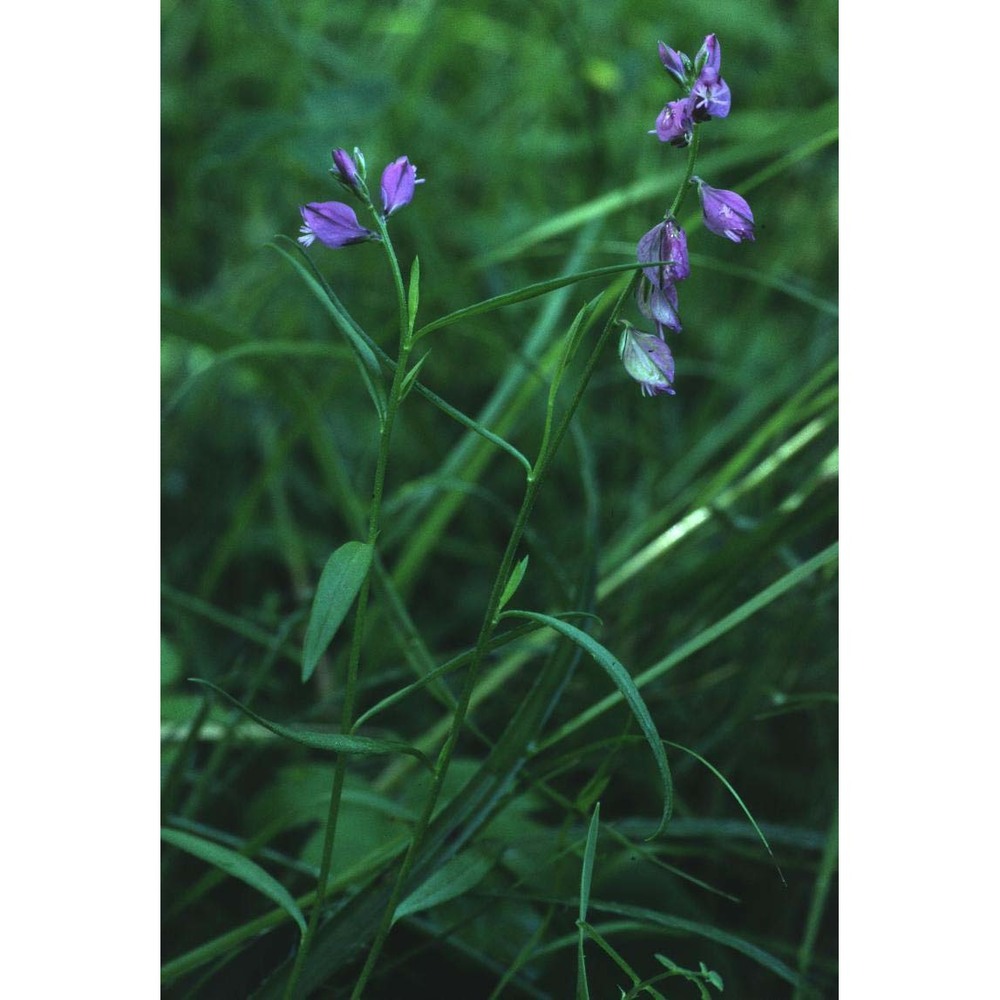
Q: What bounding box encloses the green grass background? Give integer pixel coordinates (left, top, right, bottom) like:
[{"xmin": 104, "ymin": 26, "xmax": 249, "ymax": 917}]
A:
[{"xmin": 162, "ymin": 0, "xmax": 837, "ymax": 995}]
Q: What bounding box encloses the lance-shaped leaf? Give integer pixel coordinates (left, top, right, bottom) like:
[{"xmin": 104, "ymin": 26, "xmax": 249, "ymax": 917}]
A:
[
  {"xmin": 501, "ymin": 610, "xmax": 673, "ymax": 836},
  {"xmin": 161, "ymin": 826, "xmax": 307, "ymax": 938},
  {"xmin": 302, "ymin": 541, "xmax": 373, "ymax": 682},
  {"xmin": 392, "ymin": 847, "xmax": 497, "ymax": 926},
  {"xmin": 188, "ymin": 679, "xmax": 430, "ymax": 768}
]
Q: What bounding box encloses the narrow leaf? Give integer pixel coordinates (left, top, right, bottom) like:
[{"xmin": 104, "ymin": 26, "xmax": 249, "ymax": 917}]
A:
[
  {"xmin": 392, "ymin": 847, "xmax": 495, "ymax": 925},
  {"xmin": 502, "ymin": 610, "xmax": 673, "ymax": 836},
  {"xmin": 268, "ymin": 239, "xmax": 387, "ymax": 422},
  {"xmin": 577, "ymin": 802, "xmax": 601, "ymax": 1000},
  {"xmin": 187, "ymin": 679, "xmax": 430, "ymax": 768},
  {"xmin": 302, "ymin": 541, "xmax": 373, "ymax": 682},
  {"xmin": 407, "ymin": 255, "xmax": 421, "ymax": 337},
  {"xmin": 161, "ymin": 827, "xmax": 306, "ymax": 938},
  {"xmin": 665, "ymin": 740, "xmax": 785, "ymax": 886},
  {"xmin": 579, "ymin": 801, "xmax": 600, "ymax": 925},
  {"xmin": 413, "ymin": 260, "xmax": 670, "ymax": 341},
  {"xmin": 498, "ymin": 555, "xmax": 529, "ymax": 613},
  {"xmin": 400, "ymin": 351, "xmax": 431, "ymax": 402}
]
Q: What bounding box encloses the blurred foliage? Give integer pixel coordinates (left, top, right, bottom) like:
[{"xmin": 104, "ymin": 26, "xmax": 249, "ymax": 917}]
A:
[{"xmin": 162, "ymin": 0, "xmax": 837, "ymax": 996}]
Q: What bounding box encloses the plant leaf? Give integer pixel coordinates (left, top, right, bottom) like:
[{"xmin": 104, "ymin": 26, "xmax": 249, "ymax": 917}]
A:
[
  {"xmin": 302, "ymin": 541, "xmax": 373, "ymax": 682},
  {"xmin": 498, "ymin": 555, "xmax": 529, "ymax": 613},
  {"xmin": 161, "ymin": 826, "xmax": 306, "ymax": 938},
  {"xmin": 268, "ymin": 239, "xmax": 387, "ymax": 423},
  {"xmin": 501, "ymin": 610, "xmax": 673, "ymax": 836},
  {"xmin": 407, "ymin": 255, "xmax": 420, "ymax": 338},
  {"xmin": 392, "ymin": 847, "xmax": 496, "ymax": 925},
  {"xmin": 187, "ymin": 679, "xmax": 431, "ymax": 768}
]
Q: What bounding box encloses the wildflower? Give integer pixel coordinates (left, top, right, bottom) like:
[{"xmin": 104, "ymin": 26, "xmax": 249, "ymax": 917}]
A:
[
  {"xmin": 331, "ymin": 148, "xmax": 364, "ymax": 196},
  {"xmin": 637, "ymin": 218, "xmax": 690, "ymax": 288},
  {"xmin": 691, "ymin": 69, "xmax": 731, "ymax": 121},
  {"xmin": 298, "ymin": 201, "xmax": 377, "ymax": 249},
  {"xmin": 380, "ymin": 156, "xmax": 424, "ymax": 216},
  {"xmin": 652, "ymin": 97, "xmax": 695, "ymax": 146},
  {"xmin": 652, "ymin": 33, "xmax": 731, "ymax": 142},
  {"xmin": 637, "ymin": 279, "xmax": 682, "ymax": 334},
  {"xmin": 619, "ymin": 323, "xmax": 676, "ymax": 396},
  {"xmin": 691, "ymin": 177, "xmax": 755, "ymax": 242}
]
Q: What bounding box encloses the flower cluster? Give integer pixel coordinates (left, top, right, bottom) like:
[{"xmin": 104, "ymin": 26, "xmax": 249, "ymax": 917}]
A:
[
  {"xmin": 298, "ymin": 148, "xmax": 424, "ymax": 250},
  {"xmin": 620, "ymin": 34, "xmax": 755, "ymax": 398},
  {"xmin": 652, "ymin": 34, "xmax": 731, "ymax": 147}
]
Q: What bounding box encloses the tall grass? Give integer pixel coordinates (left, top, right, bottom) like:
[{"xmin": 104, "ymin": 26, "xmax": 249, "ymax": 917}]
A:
[{"xmin": 162, "ymin": 1, "xmax": 837, "ymax": 995}]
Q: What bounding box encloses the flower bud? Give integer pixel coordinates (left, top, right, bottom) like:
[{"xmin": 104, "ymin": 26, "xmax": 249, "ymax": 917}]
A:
[
  {"xmin": 331, "ymin": 148, "xmax": 364, "ymax": 195},
  {"xmin": 657, "ymin": 41, "xmax": 688, "ymax": 86},
  {"xmin": 380, "ymin": 156, "xmax": 424, "ymax": 217}
]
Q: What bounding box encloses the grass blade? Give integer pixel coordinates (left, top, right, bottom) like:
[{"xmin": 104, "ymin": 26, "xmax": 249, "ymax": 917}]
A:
[
  {"xmin": 160, "ymin": 826, "xmax": 307, "ymax": 938},
  {"xmin": 501, "ymin": 611, "xmax": 673, "ymax": 836},
  {"xmin": 577, "ymin": 801, "xmax": 601, "ymax": 1000}
]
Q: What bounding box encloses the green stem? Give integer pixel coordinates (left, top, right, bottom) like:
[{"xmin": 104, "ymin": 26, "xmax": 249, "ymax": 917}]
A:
[
  {"xmin": 667, "ymin": 126, "xmax": 701, "ymax": 219},
  {"xmin": 282, "ymin": 216, "xmax": 414, "ymax": 1000},
  {"xmin": 349, "ymin": 279, "xmax": 635, "ymax": 999}
]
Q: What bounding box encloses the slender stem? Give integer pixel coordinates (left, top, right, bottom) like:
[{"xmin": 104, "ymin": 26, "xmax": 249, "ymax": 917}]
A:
[
  {"xmin": 667, "ymin": 126, "xmax": 701, "ymax": 219},
  {"xmin": 282, "ymin": 218, "xmax": 414, "ymax": 1000},
  {"xmin": 349, "ymin": 280, "xmax": 634, "ymax": 999}
]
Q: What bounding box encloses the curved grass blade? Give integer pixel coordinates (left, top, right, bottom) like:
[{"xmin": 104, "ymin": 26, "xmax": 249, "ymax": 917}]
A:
[
  {"xmin": 413, "ymin": 260, "xmax": 669, "ymax": 341},
  {"xmin": 188, "ymin": 679, "xmax": 430, "ymax": 768},
  {"xmin": 665, "ymin": 740, "xmax": 786, "ymax": 886},
  {"xmin": 302, "ymin": 540, "xmax": 373, "ymax": 683},
  {"xmin": 501, "ymin": 610, "xmax": 673, "ymax": 836},
  {"xmin": 160, "ymin": 826, "xmax": 306, "ymax": 938}
]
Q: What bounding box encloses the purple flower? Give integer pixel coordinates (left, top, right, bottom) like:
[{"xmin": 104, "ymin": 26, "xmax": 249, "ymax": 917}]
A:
[
  {"xmin": 380, "ymin": 156, "xmax": 424, "ymax": 216},
  {"xmin": 691, "ymin": 69, "xmax": 731, "ymax": 121},
  {"xmin": 691, "ymin": 177, "xmax": 755, "ymax": 242},
  {"xmin": 637, "ymin": 218, "xmax": 690, "ymax": 288},
  {"xmin": 619, "ymin": 323, "xmax": 676, "ymax": 397},
  {"xmin": 657, "ymin": 41, "xmax": 689, "ymax": 85},
  {"xmin": 652, "ymin": 96, "xmax": 695, "ymax": 146},
  {"xmin": 331, "ymin": 148, "xmax": 364, "ymax": 195},
  {"xmin": 637, "ymin": 280, "xmax": 682, "ymax": 334},
  {"xmin": 298, "ymin": 201, "xmax": 377, "ymax": 249}
]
